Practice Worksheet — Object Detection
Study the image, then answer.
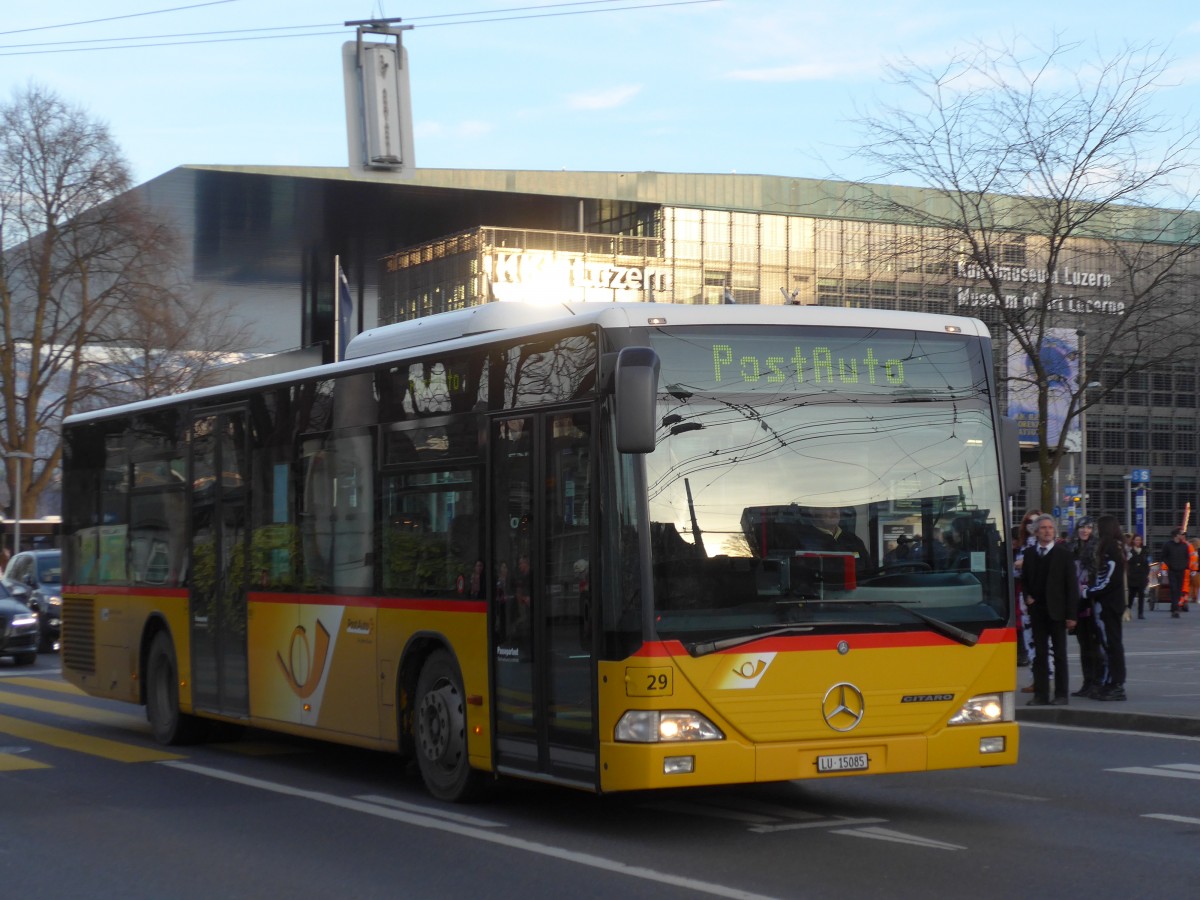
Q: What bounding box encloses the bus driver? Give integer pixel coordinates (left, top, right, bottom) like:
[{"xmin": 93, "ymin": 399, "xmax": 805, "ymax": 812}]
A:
[{"xmin": 796, "ymin": 507, "xmax": 871, "ymax": 576}]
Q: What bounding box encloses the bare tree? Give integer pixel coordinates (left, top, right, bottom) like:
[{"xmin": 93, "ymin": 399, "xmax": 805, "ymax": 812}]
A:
[
  {"xmin": 846, "ymin": 37, "xmax": 1200, "ymax": 512},
  {"xmin": 0, "ymin": 83, "xmax": 255, "ymax": 522},
  {"xmin": 87, "ymin": 284, "xmax": 259, "ymax": 405}
]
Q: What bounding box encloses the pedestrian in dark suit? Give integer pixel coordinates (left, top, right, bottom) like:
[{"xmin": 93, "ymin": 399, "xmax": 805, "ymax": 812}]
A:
[
  {"xmin": 1159, "ymin": 528, "xmax": 1191, "ymax": 618},
  {"xmin": 1021, "ymin": 514, "xmax": 1080, "ymax": 705},
  {"xmin": 1126, "ymin": 534, "xmax": 1150, "ymax": 619}
]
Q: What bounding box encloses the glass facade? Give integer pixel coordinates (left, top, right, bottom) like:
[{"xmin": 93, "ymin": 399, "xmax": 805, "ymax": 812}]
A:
[
  {"xmin": 85, "ymin": 167, "xmax": 1200, "ymax": 550},
  {"xmin": 380, "ymin": 204, "xmax": 1200, "ymax": 548},
  {"xmin": 379, "ymin": 211, "xmax": 1039, "ymax": 323}
]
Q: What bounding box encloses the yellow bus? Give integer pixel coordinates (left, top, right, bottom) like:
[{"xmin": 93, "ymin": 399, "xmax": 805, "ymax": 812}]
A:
[{"xmin": 61, "ymin": 301, "xmax": 1020, "ymax": 800}]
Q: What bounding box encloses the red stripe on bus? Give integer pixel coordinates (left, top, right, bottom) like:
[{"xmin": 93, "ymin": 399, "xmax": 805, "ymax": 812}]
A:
[{"xmin": 248, "ymin": 592, "xmax": 488, "ymax": 614}]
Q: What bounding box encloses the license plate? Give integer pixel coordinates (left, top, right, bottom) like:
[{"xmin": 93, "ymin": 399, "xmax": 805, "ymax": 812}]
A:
[{"xmin": 817, "ymin": 752, "xmax": 869, "ymax": 773}]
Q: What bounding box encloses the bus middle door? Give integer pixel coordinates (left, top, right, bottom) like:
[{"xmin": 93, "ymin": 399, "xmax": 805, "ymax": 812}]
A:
[
  {"xmin": 188, "ymin": 407, "xmax": 250, "ymax": 718},
  {"xmin": 491, "ymin": 408, "xmax": 596, "ymax": 787}
]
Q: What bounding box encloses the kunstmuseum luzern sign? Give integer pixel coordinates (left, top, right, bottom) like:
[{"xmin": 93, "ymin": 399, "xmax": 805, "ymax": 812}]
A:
[
  {"xmin": 956, "ymin": 261, "xmax": 1113, "ymax": 288},
  {"xmin": 954, "ymin": 261, "xmax": 1125, "ymax": 315}
]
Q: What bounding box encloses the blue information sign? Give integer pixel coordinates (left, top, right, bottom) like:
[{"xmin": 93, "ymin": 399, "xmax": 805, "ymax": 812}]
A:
[{"xmin": 1131, "ymin": 468, "xmax": 1151, "ymax": 483}]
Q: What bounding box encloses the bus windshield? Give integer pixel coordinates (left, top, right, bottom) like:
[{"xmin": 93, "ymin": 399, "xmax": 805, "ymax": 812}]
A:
[{"xmin": 643, "ymin": 325, "xmax": 1008, "ymax": 646}]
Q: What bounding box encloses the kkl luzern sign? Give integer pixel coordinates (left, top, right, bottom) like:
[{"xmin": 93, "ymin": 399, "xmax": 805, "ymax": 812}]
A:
[
  {"xmin": 486, "ymin": 250, "xmax": 673, "ymax": 295},
  {"xmin": 954, "ymin": 261, "xmax": 1125, "ymax": 315}
]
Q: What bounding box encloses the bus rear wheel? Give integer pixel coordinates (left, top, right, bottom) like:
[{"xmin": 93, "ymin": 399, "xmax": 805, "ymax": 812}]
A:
[
  {"xmin": 146, "ymin": 631, "xmax": 207, "ymax": 745},
  {"xmin": 414, "ymin": 650, "xmax": 481, "ymax": 802}
]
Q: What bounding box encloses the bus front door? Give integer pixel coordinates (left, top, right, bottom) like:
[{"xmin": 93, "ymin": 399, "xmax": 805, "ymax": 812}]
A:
[
  {"xmin": 188, "ymin": 408, "xmax": 250, "ymax": 718},
  {"xmin": 491, "ymin": 409, "xmax": 596, "ymax": 787}
]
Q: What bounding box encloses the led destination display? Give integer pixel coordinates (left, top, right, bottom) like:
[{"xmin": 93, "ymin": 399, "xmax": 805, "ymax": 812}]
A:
[{"xmin": 649, "ymin": 326, "xmax": 986, "ymax": 394}]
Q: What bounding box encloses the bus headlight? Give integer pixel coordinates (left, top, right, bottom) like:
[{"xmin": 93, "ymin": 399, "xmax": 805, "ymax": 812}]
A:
[
  {"xmin": 615, "ymin": 710, "xmax": 724, "ymax": 742},
  {"xmin": 948, "ymin": 692, "xmax": 1013, "ymax": 725}
]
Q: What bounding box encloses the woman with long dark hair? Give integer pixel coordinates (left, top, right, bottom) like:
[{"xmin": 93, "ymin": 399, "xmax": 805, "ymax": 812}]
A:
[
  {"xmin": 1070, "ymin": 517, "xmax": 1107, "ymax": 698},
  {"xmin": 1091, "ymin": 516, "xmax": 1128, "ymax": 700}
]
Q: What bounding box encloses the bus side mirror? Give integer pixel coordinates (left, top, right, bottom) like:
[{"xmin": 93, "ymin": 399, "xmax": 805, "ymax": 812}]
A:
[
  {"xmin": 615, "ymin": 346, "xmax": 660, "ymax": 454},
  {"xmin": 1000, "ymin": 416, "xmax": 1021, "ymax": 497}
]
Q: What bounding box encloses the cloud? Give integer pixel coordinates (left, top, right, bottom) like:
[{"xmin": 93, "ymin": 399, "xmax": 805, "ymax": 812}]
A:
[
  {"xmin": 1165, "ymin": 53, "xmax": 1200, "ymax": 84},
  {"xmin": 566, "ymin": 84, "xmax": 641, "ymax": 110}
]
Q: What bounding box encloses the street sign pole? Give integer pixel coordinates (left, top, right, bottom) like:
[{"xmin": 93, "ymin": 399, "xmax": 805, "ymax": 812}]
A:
[{"xmin": 1130, "ymin": 469, "xmax": 1151, "ymax": 542}]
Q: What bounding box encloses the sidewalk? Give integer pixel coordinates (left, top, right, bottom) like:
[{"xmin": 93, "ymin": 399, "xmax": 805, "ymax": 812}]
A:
[{"xmin": 1015, "ymin": 605, "xmax": 1200, "ymax": 736}]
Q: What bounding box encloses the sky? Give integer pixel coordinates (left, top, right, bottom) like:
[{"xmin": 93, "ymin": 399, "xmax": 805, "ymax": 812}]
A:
[{"xmin": 2, "ymin": 1, "xmax": 1200, "ymax": 189}]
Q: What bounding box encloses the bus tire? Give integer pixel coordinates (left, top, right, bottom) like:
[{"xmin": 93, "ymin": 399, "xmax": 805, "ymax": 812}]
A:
[
  {"xmin": 414, "ymin": 649, "xmax": 481, "ymax": 802},
  {"xmin": 14, "ymin": 651, "xmax": 37, "ymax": 666},
  {"xmin": 146, "ymin": 631, "xmax": 207, "ymax": 745}
]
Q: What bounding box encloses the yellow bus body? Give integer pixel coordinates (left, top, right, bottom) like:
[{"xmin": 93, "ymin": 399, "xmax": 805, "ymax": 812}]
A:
[
  {"xmin": 596, "ymin": 631, "xmax": 1017, "ymax": 791},
  {"xmin": 64, "ymin": 587, "xmax": 1014, "ymax": 791}
]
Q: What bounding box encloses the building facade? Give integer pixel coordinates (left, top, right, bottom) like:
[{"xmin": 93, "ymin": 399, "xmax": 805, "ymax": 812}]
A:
[{"xmin": 106, "ymin": 166, "xmax": 1200, "ymax": 542}]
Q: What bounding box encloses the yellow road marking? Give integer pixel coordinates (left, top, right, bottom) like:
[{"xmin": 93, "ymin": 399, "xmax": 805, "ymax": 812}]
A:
[
  {"xmin": 0, "ymin": 713, "xmax": 183, "ymax": 763},
  {"xmin": 0, "ymin": 752, "xmax": 50, "ymax": 772},
  {"xmin": 2, "ymin": 676, "xmax": 87, "ymax": 696},
  {"xmin": 0, "ymin": 688, "xmax": 304, "ymax": 759},
  {"xmin": 0, "ymin": 688, "xmax": 149, "ymax": 731}
]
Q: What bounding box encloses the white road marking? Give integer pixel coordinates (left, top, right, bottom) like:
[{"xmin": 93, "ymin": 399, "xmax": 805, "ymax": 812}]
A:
[
  {"xmin": 749, "ymin": 816, "xmax": 886, "ymax": 834},
  {"xmin": 715, "ymin": 798, "xmax": 827, "ymax": 821},
  {"xmin": 642, "ymin": 799, "xmax": 781, "ymax": 825},
  {"xmin": 654, "ymin": 797, "xmax": 965, "ymax": 848},
  {"xmin": 1107, "ymin": 764, "xmax": 1200, "ymax": 781},
  {"xmin": 1143, "ymin": 813, "xmax": 1200, "ymax": 826},
  {"xmin": 832, "ymin": 826, "xmax": 966, "ymax": 850},
  {"xmin": 162, "ymin": 761, "xmax": 778, "ymax": 900},
  {"xmin": 965, "ymin": 787, "xmax": 1050, "ymax": 802},
  {"xmin": 354, "ymin": 793, "xmax": 506, "ymax": 827}
]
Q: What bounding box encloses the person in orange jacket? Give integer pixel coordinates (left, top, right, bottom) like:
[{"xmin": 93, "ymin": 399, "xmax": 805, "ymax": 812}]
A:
[
  {"xmin": 1186, "ymin": 539, "xmax": 1200, "ymax": 611},
  {"xmin": 1159, "ymin": 528, "xmax": 1196, "ymax": 616}
]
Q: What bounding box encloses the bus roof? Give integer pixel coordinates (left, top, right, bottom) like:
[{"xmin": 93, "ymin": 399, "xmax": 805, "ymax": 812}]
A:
[
  {"xmin": 64, "ymin": 301, "xmax": 991, "ymax": 425},
  {"xmin": 345, "ymin": 301, "xmax": 990, "ymax": 359}
]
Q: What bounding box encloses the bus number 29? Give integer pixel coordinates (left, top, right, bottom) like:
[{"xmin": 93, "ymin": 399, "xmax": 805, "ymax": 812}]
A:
[{"xmin": 626, "ymin": 667, "xmax": 673, "ymax": 696}]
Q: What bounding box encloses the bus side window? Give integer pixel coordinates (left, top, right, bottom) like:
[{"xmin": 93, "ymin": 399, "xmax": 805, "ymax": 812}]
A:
[{"xmin": 381, "ymin": 471, "xmax": 477, "ymax": 598}]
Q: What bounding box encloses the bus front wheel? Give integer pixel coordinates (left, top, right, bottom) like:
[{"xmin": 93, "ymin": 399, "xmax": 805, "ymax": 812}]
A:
[
  {"xmin": 146, "ymin": 632, "xmax": 207, "ymax": 745},
  {"xmin": 414, "ymin": 650, "xmax": 481, "ymax": 802}
]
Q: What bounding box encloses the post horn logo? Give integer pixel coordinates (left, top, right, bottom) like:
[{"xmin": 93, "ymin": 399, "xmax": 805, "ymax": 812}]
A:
[{"xmin": 277, "ymin": 620, "xmax": 331, "ymax": 699}]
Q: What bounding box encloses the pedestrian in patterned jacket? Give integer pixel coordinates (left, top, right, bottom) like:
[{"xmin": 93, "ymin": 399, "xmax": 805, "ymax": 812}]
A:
[
  {"xmin": 1089, "ymin": 516, "xmax": 1128, "ymax": 701},
  {"xmin": 1070, "ymin": 518, "xmax": 1107, "ymax": 699}
]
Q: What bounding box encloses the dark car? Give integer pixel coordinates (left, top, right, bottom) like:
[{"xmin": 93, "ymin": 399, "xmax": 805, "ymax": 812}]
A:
[
  {"xmin": 3, "ymin": 549, "xmax": 62, "ymax": 652},
  {"xmin": 0, "ymin": 581, "xmax": 39, "ymax": 666}
]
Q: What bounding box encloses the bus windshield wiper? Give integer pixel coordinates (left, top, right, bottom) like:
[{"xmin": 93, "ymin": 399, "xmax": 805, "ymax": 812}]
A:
[
  {"xmin": 827, "ymin": 600, "xmax": 978, "ymax": 647},
  {"xmin": 685, "ymin": 619, "xmax": 902, "ymax": 657},
  {"xmin": 686, "ymin": 625, "xmax": 816, "ymax": 657}
]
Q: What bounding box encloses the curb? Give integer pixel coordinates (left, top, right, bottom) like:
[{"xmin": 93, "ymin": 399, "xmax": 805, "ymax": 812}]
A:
[{"xmin": 1017, "ymin": 708, "xmax": 1200, "ymax": 738}]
